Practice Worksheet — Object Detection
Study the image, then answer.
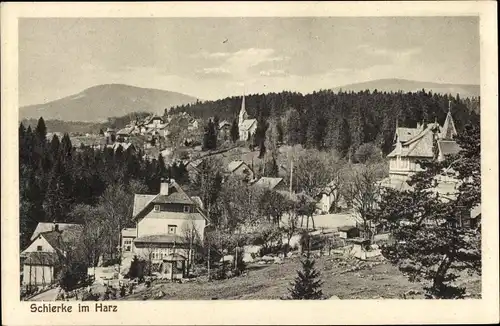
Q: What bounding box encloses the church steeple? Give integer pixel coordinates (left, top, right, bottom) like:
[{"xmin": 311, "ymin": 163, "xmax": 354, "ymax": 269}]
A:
[
  {"xmin": 239, "ymin": 93, "xmax": 248, "ymax": 126},
  {"xmin": 441, "ymin": 100, "xmax": 458, "ymax": 140}
]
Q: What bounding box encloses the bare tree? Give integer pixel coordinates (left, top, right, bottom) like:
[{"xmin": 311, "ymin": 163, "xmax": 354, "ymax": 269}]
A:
[
  {"xmin": 291, "ymin": 149, "xmax": 344, "ymax": 201},
  {"xmin": 340, "ymin": 163, "xmax": 384, "ymax": 239}
]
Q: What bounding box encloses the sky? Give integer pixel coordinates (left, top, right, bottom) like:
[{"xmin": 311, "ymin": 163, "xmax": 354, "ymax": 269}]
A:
[{"xmin": 19, "ymin": 17, "xmax": 479, "ymax": 106}]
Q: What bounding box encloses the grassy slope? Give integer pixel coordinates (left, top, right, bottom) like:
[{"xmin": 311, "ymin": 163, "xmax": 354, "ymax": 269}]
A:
[{"xmin": 120, "ymin": 254, "xmax": 480, "ymax": 300}]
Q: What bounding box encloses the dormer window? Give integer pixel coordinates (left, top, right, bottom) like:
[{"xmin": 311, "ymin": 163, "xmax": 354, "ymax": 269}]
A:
[{"xmin": 154, "ymin": 205, "xmax": 160, "ymax": 212}]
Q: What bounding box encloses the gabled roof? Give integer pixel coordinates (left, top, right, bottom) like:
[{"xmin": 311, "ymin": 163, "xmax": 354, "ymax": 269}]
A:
[
  {"xmin": 152, "ymin": 192, "xmax": 193, "ymax": 205},
  {"xmin": 113, "ymin": 142, "xmax": 134, "ymax": 152},
  {"xmin": 395, "ymin": 127, "xmax": 421, "ymax": 143},
  {"xmin": 219, "ymin": 120, "xmax": 231, "ymax": 129},
  {"xmin": 240, "ymin": 119, "xmax": 257, "ymax": 131},
  {"xmin": 227, "ymin": 160, "xmax": 246, "ymax": 173},
  {"xmin": 441, "ymin": 111, "xmax": 458, "ymax": 140},
  {"xmin": 30, "ymin": 222, "xmax": 81, "ymax": 242},
  {"xmin": 39, "ymin": 226, "xmax": 83, "ymax": 254},
  {"xmin": 132, "ymin": 194, "xmax": 157, "ymax": 217},
  {"xmin": 132, "ymin": 181, "xmax": 211, "ymax": 224},
  {"xmin": 253, "ymin": 177, "xmax": 284, "ymax": 190}
]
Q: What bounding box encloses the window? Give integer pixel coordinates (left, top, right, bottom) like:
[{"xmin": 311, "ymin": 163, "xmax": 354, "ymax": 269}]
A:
[
  {"xmin": 154, "ymin": 204, "xmax": 160, "ymax": 212},
  {"xmin": 123, "ymin": 239, "xmax": 132, "ymax": 252},
  {"xmin": 183, "ymin": 205, "xmax": 191, "ymax": 213},
  {"xmin": 37, "ymin": 245, "xmax": 42, "ymax": 251},
  {"xmin": 168, "ymin": 225, "xmax": 177, "ymax": 234}
]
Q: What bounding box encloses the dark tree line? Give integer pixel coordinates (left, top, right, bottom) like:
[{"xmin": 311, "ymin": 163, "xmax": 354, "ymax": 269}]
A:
[
  {"xmin": 170, "ymin": 89, "xmax": 480, "ymax": 156},
  {"xmin": 19, "ymin": 117, "xmax": 188, "ymax": 249}
]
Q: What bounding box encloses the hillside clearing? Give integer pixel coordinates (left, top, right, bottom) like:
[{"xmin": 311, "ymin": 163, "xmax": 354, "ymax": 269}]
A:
[{"xmin": 120, "ymin": 254, "xmax": 481, "ymax": 300}]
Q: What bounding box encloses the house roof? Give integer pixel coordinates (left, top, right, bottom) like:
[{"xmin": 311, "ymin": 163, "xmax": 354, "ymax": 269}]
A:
[
  {"xmin": 152, "ymin": 192, "xmax": 194, "ymax": 205},
  {"xmin": 134, "ymin": 234, "xmax": 186, "ymax": 244},
  {"xmin": 253, "ymin": 177, "xmax": 284, "ymax": 190},
  {"xmin": 132, "ymin": 181, "xmax": 211, "ymax": 224},
  {"xmin": 40, "ymin": 227, "xmax": 83, "ymax": 254},
  {"xmin": 188, "ymin": 159, "xmax": 203, "ymax": 169},
  {"xmin": 441, "ymin": 111, "xmax": 458, "ymax": 140},
  {"xmin": 113, "ymin": 142, "xmax": 134, "ymax": 151},
  {"xmin": 117, "ymin": 127, "xmax": 134, "ymax": 135},
  {"xmin": 438, "ymin": 140, "xmax": 461, "ymax": 157},
  {"xmin": 471, "ymin": 204, "xmax": 481, "ymax": 219},
  {"xmin": 122, "ymin": 228, "xmax": 137, "ymax": 238},
  {"xmin": 133, "ymin": 195, "xmax": 156, "ymax": 217},
  {"xmin": 24, "ymin": 251, "xmax": 59, "ymax": 266},
  {"xmin": 219, "ymin": 121, "xmax": 231, "ymax": 129},
  {"xmin": 30, "ymin": 222, "xmax": 81, "ymax": 242},
  {"xmin": 227, "ymin": 160, "xmax": 246, "ymax": 173},
  {"xmin": 240, "ymin": 119, "xmax": 257, "ymax": 131},
  {"xmin": 396, "ymin": 127, "xmax": 421, "ymax": 143}
]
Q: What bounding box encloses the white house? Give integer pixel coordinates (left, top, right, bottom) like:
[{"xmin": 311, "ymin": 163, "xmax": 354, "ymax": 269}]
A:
[
  {"xmin": 21, "ymin": 224, "xmax": 83, "ymax": 286},
  {"xmin": 122, "ymin": 179, "xmax": 210, "ymax": 279}
]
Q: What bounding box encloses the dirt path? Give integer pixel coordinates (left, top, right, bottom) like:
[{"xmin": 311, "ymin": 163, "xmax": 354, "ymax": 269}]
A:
[{"xmin": 28, "ymin": 287, "xmax": 60, "ymax": 301}]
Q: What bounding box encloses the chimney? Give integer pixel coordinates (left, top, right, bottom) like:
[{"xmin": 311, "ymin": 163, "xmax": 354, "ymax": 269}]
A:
[{"xmin": 160, "ymin": 178, "xmax": 170, "ymax": 195}]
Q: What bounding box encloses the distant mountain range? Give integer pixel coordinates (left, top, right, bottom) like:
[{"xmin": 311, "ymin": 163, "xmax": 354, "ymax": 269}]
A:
[
  {"xmin": 20, "ymin": 79, "xmax": 480, "ymax": 123},
  {"xmin": 332, "ymin": 78, "xmax": 480, "ymax": 98},
  {"xmin": 19, "ymin": 84, "xmax": 199, "ymax": 122}
]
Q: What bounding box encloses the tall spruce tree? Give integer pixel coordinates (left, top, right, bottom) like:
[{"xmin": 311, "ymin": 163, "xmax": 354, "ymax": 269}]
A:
[
  {"xmin": 35, "ymin": 117, "xmax": 47, "ymax": 143},
  {"xmin": 230, "ymin": 119, "xmax": 239, "ymax": 142}
]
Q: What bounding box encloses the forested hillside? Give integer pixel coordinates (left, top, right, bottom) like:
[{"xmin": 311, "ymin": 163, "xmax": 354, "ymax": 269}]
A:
[
  {"xmin": 18, "ymin": 118, "xmax": 188, "ymax": 251},
  {"xmin": 169, "ymin": 90, "xmax": 480, "ymax": 154}
]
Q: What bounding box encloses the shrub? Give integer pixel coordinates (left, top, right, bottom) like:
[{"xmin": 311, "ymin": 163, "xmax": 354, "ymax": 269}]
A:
[
  {"xmin": 58, "ymin": 261, "xmax": 88, "ymax": 292},
  {"xmin": 127, "ymin": 256, "xmax": 146, "ymax": 280}
]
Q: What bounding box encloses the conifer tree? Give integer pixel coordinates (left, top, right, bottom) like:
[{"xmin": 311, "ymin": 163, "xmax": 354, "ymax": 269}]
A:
[
  {"xmin": 285, "ymin": 109, "xmax": 302, "ymax": 145},
  {"xmin": 230, "ymin": 119, "xmax": 239, "ymax": 143},
  {"xmin": 276, "ymin": 119, "xmax": 284, "ymax": 144},
  {"xmin": 288, "ymin": 253, "xmax": 323, "ymax": 300},
  {"xmin": 371, "ymin": 122, "xmax": 481, "ymax": 299},
  {"xmin": 35, "ymin": 117, "xmax": 47, "ymax": 143}
]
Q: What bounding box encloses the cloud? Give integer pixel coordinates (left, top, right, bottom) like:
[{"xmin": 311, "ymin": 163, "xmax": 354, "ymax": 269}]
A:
[
  {"xmin": 259, "ymin": 69, "xmax": 287, "ymax": 77},
  {"xmin": 192, "ymin": 51, "xmax": 232, "ymax": 59},
  {"xmin": 194, "ymin": 48, "xmax": 289, "ymax": 80},
  {"xmin": 357, "ymin": 44, "xmax": 422, "ymax": 61},
  {"xmin": 196, "ymin": 67, "xmax": 231, "ymax": 77}
]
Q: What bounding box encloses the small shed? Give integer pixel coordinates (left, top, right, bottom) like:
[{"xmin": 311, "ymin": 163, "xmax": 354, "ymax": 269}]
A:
[
  {"xmin": 161, "ymin": 253, "xmax": 187, "ymax": 280},
  {"xmin": 338, "ymin": 226, "xmax": 360, "ymax": 239},
  {"xmin": 346, "ymin": 238, "xmax": 372, "ymax": 260}
]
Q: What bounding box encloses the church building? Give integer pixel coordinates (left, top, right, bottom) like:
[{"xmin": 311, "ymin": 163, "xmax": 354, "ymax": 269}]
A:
[{"xmin": 238, "ymin": 95, "xmax": 257, "ymax": 141}]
